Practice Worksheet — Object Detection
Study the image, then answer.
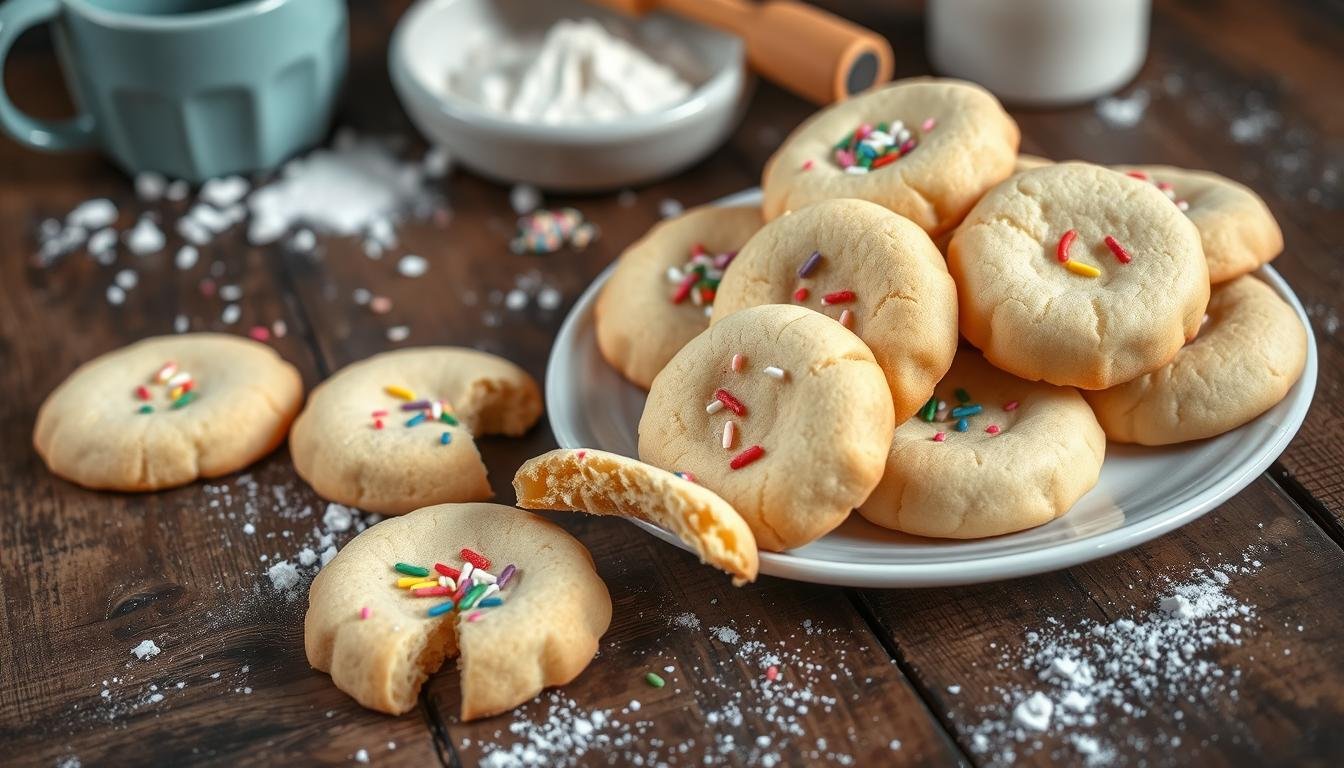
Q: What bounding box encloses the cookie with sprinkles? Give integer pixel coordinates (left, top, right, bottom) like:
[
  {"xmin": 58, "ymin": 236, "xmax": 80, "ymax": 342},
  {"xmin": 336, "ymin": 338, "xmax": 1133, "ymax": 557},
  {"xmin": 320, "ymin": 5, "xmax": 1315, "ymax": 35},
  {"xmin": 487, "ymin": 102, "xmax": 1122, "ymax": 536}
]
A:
[
  {"xmin": 290, "ymin": 347, "xmax": 542, "ymax": 514},
  {"xmin": 34, "ymin": 334, "xmax": 302, "ymax": 491},
  {"xmin": 949, "ymin": 162, "xmax": 1210, "ymax": 390},
  {"xmin": 638, "ymin": 304, "xmax": 894, "ymax": 551},
  {"xmin": 513, "ymin": 448, "xmax": 759, "ymax": 584},
  {"xmin": 1084, "ymin": 276, "xmax": 1307, "ymax": 445},
  {"xmin": 596, "ymin": 205, "xmax": 762, "ymax": 389},
  {"xmin": 761, "ymin": 77, "xmax": 1019, "ymax": 235},
  {"xmin": 305, "ymin": 502, "xmax": 610, "ymax": 719},
  {"xmin": 860, "ymin": 350, "xmax": 1105, "ymax": 539},
  {"xmin": 712, "ymin": 198, "xmax": 958, "ymax": 421},
  {"xmin": 1112, "ymin": 164, "xmax": 1283, "ymax": 283}
]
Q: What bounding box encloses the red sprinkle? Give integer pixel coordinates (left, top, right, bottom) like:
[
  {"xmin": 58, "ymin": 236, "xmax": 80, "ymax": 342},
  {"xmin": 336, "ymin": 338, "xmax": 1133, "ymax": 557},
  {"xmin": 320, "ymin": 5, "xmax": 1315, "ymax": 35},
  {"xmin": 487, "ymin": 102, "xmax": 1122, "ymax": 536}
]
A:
[
  {"xmin": 1126, "ymin": 170, "xmax": 1150, "ymax": 180},
  {"xmin": 576, "ymin": 450, "xmax": 587, "ymax": 460},
  {"xmin": 1056, "ymin": 229, "xmax": 1077, "ymax": 264},
  {"xmin": 730, "ymin": 445, "xmax": 765, "ymax": 470},
  {"xmin": 435, "ymin": 563, "xmax": 460, "ymax": 579},
  {"xmin": 871, "ymin": 153, "xmax": 899, "ymax": 170},
  {"xmin": 933, "ymin": 432, "xmax": 946, "ymax": 442},
  {"xmin": 986, "ymin": 425, "xmax": 1001, "ymax": 435},
  {"xmin": 671, "ymin": 272, "xmax": 698, "ymax": 304},
  {"xmin": 412, "ymin": 586, "xmax": 453, "ymax": 597},
  {"xmin": 461, "ymin": 548, "xmax": 490, "ymax": 570},
  {"xmin": 714, "ymin": 388, "xmax": 747, "ymax": 416},
  {"xmin": 1003, "ymin": 401, "xmax": 1019, "ymax": 412},
  {"xmin": 766, "ymin": 665, "xmax": 779, "ymax": 681},
  {"xmin": 793, "ymin": 287, "xmax": 810, "ymax": 302},
  {"xmin": 247, "ymin": 325, "xmax": 271, "ymax": 342},
  {"xmin": 802, "ymin": 159, "xmax": 814, "ymax": 171},
  {"xmin": 691, "ymin": 243, "xmax": 707, "ymax": 258},
  {"xmin": 821, "ymin": 290, "xmax": 856, "ymax": 305},
  {"xmin": 135, "ymin": 385, "xmax": 151, "ymax": 401},
  {"xmin": 373, "ymin": 419, "xmax": 384, "ymax": 430},
  {"xmin": 1103, "ymin": 235, "xmax": 1132, "ymax": 264}
]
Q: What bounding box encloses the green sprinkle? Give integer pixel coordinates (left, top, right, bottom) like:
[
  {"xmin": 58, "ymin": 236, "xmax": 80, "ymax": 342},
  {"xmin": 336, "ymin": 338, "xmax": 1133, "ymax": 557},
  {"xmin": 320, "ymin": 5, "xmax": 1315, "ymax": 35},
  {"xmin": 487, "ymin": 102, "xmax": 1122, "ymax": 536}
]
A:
[
  {"xmin": 645, "ymin": 672, "xmax": 665, "ymax": 688},
  {"xmin": 137, "ymin": 404, "xmax": 153, "ymax": 414},
  {"xmin": 427, "ymin": 601, "xmax": 455, "ymax": 617},
  {"xmin": 919, "ymin": 396, "xmax": 938, "ymax": 422},
  {"xmin": 954, "ymin": 388, "xmax": 971, "ymax": 404},
  {"xmin": 440, "ymin": 412, "xmax": 459, "ymax": 426},
  {"xmin": 395, "ymin": 563, "xmax": 429, "ymax": 577},
  {"xmin": 171, "ymin": 391, "xmax": 196, "ymax": 409},
  {"xmin": 461, "ymin": 583, "xmax": 488, "ymax": 610}
]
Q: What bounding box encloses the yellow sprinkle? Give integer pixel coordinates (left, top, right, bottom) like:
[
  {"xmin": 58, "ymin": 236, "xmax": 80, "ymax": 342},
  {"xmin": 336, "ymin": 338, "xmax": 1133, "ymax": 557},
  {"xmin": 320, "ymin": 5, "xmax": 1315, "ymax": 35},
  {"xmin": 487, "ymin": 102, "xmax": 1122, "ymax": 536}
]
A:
[
  {"xmin": 1064, "ymin": 260, "xmax": 1101, "ymax": 278},
  {"xmin": 385, "ymin": 385, "xmax": 416, "ymax": 401},
  {"xmin": 170, "ymin": 385, "xmax": 185, "ymax": 399},
  {"xmin": 408, "ymin": 580, "xmax": 439, "ymax": 590},
  {"xmin": 396, "ymin": 576, "xmax": 426, "ymax": 588}
]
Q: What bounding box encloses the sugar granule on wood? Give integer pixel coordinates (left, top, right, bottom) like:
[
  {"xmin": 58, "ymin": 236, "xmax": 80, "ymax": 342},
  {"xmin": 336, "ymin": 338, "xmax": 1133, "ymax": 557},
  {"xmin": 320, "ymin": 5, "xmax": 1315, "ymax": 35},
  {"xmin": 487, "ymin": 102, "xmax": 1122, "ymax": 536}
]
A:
[{"xmin": 131, "ymin": 640, "xmax": 161, "ymax": 660}]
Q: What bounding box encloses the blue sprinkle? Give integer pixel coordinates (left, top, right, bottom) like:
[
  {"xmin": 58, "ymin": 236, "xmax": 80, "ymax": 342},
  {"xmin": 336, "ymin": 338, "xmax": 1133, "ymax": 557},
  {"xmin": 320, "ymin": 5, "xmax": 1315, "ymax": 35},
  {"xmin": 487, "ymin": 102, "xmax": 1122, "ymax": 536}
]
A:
[
  {"xmin": 478, "ymin": 597, "xmax": 503, "ymax": 608},
  {"xmin": 405, "ymin": 412, "xmax": 427, "ymax": 428},
  {"xmin": 427, "ymin": 600, "xmax": 455, "ymax": 617},
  {"xmin": 955, "ymin": 417, "xmax": 969, "ymax": 432},
  {"xmin": 951, "ymin": 404, "xmax": 982, "ymax": 418},
  {"xmin": 440, "ymin": 432, "xmax": 452, "ymax": 445},
  {"xmin": 797, "ymin": 251, "xmax": 822, "ymax": 278}
]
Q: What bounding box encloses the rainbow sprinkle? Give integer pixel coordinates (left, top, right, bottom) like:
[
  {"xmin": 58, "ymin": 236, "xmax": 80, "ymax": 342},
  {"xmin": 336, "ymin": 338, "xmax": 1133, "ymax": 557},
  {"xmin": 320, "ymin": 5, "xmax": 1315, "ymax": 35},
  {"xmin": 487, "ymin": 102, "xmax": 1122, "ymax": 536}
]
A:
[
  {"xmin": 395, "ymin": 563, "xmax": 430, "ymax": 577},
  {"xmin": 427, "ymin": 601, "xmax": 455, "ymax": 617},
  {"xmin": 1064, "ymin": 260, "xmax": 1101, "ymax": 278},
  {"xmin": 137, "ymin": 361, "xmax": 198, "ymax": 412},
  {"xmin": 385, "ymin": 385, "xmax": 415, "ymax": 401},
  {"xmin": 668, "ymin": 243, "xmax": 733, "ymax": 309},
  {"xmin": 645, "ymin": 672, "xmax": 666, "ymax": 688},
  {"xmin": 830, "ymin": 119, "xmax": 925, "ymax": 173}
]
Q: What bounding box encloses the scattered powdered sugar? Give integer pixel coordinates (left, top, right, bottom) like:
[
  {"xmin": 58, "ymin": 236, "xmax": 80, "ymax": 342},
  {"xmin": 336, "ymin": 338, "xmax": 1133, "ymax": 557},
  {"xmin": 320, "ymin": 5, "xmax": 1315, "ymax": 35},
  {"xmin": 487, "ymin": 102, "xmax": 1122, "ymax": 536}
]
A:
[
  {"xmin": 670, "ymin": 612, "xmax": 701, "ymax": 630},
  {"xmin": 963, "ymin": 552, "xmax": 1274, "ymax": 766},
  {"xmin": 1095, "ymin": 88, "xmax": 1150, "ymax": 129}
]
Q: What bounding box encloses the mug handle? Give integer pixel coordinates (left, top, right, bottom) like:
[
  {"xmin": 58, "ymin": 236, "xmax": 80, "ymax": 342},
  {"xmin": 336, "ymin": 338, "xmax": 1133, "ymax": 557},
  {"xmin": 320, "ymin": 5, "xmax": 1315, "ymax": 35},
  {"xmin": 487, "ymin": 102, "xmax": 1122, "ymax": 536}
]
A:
[{"xmin": 0, "ymin": 0, "xmax": 96, "ymax": 151}]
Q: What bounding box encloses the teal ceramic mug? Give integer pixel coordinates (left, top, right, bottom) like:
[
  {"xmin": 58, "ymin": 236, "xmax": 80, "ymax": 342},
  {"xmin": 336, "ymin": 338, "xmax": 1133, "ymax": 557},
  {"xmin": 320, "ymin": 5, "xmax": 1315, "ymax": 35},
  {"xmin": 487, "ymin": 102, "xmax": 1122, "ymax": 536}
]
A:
[{"xmin": 0, "ymin": 0, "xmax": 348, "ymax": 181}]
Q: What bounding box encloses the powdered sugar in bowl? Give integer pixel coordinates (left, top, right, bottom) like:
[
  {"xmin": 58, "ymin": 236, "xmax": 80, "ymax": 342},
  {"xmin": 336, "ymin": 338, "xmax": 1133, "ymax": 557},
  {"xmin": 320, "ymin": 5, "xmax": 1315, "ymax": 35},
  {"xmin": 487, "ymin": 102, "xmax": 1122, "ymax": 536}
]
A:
[{"xmin": 389, "ymin": 0, "xmax": 749, "ymax": 190}]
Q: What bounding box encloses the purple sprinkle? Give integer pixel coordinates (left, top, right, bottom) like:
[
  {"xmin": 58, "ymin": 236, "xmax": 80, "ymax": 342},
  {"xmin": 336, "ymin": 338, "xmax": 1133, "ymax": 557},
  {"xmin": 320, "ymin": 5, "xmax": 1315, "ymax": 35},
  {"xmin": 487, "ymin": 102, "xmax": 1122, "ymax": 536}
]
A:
[
  {"xmin": 497, "ymin": 563, "xmax": 517, "ymax": 588},
  {"xmin": 400, "ymin": 400, "xmax": 432, "ymax": 411},
  {"xmin": 713, "ymin": 251, "xmax": 737, "ymax": 270},
  {"xmin": 797, "ymin": 251, "xmax": 822, "ymax": 278}
]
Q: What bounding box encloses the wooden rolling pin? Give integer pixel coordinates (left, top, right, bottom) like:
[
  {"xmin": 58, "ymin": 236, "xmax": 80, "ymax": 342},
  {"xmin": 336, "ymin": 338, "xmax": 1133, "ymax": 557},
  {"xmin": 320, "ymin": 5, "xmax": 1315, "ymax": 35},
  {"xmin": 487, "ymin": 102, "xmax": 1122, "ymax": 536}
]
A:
[{"xmin": 591, "ymin": 0, "xmax": 893, "ymax": 104}]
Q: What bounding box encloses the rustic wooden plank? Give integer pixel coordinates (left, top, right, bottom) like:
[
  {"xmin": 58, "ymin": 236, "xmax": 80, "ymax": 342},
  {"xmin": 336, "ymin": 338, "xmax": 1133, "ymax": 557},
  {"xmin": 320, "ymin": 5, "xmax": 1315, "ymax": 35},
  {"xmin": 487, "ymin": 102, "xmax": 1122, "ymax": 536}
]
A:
[{"xmin": 858, "ymin": 477, "xmax": 1344, "ymax": 766}]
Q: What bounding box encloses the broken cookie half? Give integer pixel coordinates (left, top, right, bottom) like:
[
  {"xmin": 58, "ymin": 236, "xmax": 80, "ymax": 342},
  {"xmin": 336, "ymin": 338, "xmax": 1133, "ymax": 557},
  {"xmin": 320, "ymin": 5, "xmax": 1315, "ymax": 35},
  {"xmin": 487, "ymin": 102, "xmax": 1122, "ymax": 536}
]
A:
[
  {"xmin": 513, "ymin": 449, "xmax": 759, "ymax": 585},
  {"xmin": 304, "ymin": 503, "xmax": 610, "ymax": 719}
]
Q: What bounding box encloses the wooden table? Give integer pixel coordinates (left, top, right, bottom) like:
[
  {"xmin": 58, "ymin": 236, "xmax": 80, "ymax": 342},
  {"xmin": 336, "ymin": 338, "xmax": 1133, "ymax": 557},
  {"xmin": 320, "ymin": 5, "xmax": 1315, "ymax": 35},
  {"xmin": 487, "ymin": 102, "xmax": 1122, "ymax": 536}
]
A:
[{"xmin": 2, "ymin": 1, "xmax": 1341, "ymax": 765}]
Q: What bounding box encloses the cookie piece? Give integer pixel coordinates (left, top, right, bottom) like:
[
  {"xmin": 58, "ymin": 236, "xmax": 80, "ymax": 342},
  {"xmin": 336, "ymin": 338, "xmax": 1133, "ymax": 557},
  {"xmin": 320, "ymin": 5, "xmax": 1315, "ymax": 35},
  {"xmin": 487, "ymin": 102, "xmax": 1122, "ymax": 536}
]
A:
[
  {"xmin": 596, "ymin": 206, "xmax": 763, "ymax": 388},
  {"xmin": 949, "ymin": 162, "xmax": 1210, "ymax": 389},
  {"xmin": 290, "ymin": 348, "xmax": 542, "ymax": 515},
  {"xmin": 1084, "ymin": 276, "xmax": 1306, "ymax": 445},
  {"xmin": 761, "ymin": 77, "xmax": 1019, "ymax": 235},
  {"xmin": 305, "ymin": 502, "xmax": 610, "ymax": 719},
  {"xmin": 514, "ymin": 448, "xmax": 758, "ymax": 584},
  {"xmin": 34, "ymin": 334, "xmax": 302, "ymax": 491},
  {"xmin": 712, "ymin": 198, "xmax": 958, "ymax": 419},
  {"xmin": 638, "ymin": 304, "xmax": 894, "ymax": 551},
  {"xmin": 860, "ymin": 350, "xmax": 1105, "ymax": 538},
  {"xmin": 1113, "ymin": 165, "xmax": 1283, "ymax": 283}
]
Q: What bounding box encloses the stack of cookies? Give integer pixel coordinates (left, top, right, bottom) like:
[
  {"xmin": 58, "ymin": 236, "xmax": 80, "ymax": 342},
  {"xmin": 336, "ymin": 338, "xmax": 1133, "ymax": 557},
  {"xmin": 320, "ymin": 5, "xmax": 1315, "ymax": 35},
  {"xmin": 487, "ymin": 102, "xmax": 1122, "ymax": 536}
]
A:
[{"xmin": 584, "ymin": 77, "xmax": 1306, "ymax": 551}]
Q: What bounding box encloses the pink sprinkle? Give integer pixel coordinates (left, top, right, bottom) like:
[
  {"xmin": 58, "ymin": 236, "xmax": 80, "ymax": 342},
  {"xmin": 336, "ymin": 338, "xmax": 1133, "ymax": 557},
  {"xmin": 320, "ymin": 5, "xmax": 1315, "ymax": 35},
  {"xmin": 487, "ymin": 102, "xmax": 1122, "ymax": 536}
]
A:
[
  {"xmin": 933, "ymin": 432, "xmax": 946, "ymax": 442},
  {"xmin": 722, "ymin": 421, "xmax": 736, "ymax": 450},
  {"xmin": 986, "ymin": 425, "xmax": 1001, "ymax": 435},
  {"xmin": 839, "ymin": 309, "xmax": 854, "ymax": 329},
  {"xmin": 856, "ymin": 123, "xmax": 873, "ymax": 139},
  {"xmin": 731, "ymin": 353, "xmax": 745, "ymax": 372},
  {"xmin": 369, "ymin": 296, "xmax": 392, "ymax": 314},
  {"xmin": 802, "ymin": 159, "xmax": 814, "ymax": 171},
  {"xmin": 576, "ymin": 450, "xmax": 587, "ymax": 460},
  {"xmin": 199, "ymin": 279, "xmax": 216, "ymax": 297},
  {"xmin": 466, "ymin": 611, "xmax": 483, "ymax": 623},
  {"xmin": 247, "ymin": 325, "xmax": 271, "ymax": 342},
  {"xmin": 766, "ymin": 665, "xmax": 779, "ymax": 681},
  {"xmin": 834, "ymin": 148, "xmax": 855, "ymax": 167},
  {"xmin": 1003, "ymin": 401, "xmax": 1019, "ymax": 412},
  {"xmin": 921, "ymin": 117, "xmax": 936, "ymax": 132},
  {"xmin": 359, "ymin": 606, "xmax": 371, "ymax": 620},
  {"xmin": 271, "ymin": 320, "xmax": 288, "ymax": 338},
  {"xmin": 372, "ymin": 409, "xmax": 389, "ymax": 417}
]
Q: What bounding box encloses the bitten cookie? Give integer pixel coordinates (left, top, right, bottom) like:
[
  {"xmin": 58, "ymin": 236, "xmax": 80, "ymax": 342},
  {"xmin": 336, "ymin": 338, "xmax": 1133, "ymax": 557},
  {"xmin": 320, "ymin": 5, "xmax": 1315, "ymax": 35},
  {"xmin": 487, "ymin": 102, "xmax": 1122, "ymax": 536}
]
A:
[
  {"xmin": 34, "ymin": 334, "xmax": 302, "ymax": 491},
  {"xmin": 514, "ymin": 448, "xmax": 759, "ymax": 584},
  {"xmin": 712, "ymin": 198, "xmax": 958, "ymax": 420},
  {"xmin": 1084, "ymin": 276, "xmax": 1307, "ymax": 445},
  {"xmin": 761, "ymin": 77, "xmax": 1019, "ymax": 234},
  {"xmin": 949, "ymin": 162, "xmax": 1211, "ymax": 389},
  {"xmin": 290, "ymin": 348, "xmax": 542, "ymax": 515},
  {"xmin": 596, "ymin": 206, "xmax": 763, "ymax": 388},
  {"xmin": 638, "ymin": 304, "xmax": 894, "ymax": 551},
  {"xmin": 1113, "ymin": 165, "xmax": 1283, "ymax": 284},
  {"xmin": 305, "ymin": 503, "xmax": 610, "ymax": 719},
  {"xmin": 860, "ymin": 350, "xmax": 1105, "ymax": 539}
]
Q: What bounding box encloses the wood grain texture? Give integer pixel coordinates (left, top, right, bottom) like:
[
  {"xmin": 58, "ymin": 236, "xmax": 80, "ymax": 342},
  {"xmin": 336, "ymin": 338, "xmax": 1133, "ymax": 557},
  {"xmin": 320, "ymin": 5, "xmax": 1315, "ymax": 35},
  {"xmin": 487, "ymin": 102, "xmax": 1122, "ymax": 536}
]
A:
[{"xmin": 0, "ymin": 0, "xmax": 1341, "ymax": 765}]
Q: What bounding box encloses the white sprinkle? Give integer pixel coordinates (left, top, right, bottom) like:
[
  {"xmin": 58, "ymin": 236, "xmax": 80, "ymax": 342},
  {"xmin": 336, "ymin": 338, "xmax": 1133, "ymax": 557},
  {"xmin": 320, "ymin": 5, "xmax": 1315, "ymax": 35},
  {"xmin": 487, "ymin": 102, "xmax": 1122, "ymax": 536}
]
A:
[
  {"xmin": 199, "ymin": 176, "xmax": 250, "ymax": 208},
  {"xmin": 242, "ymin": 523, "xmax": 256, "ymax": 535},
  {"xmin": 353, "ymin": 749, "xmax": 369, "ymax": 764},
  {"xmin": 537, "ymin": 287, "xmax": 562, "ymax": 310},
  {"xmin": 188, "ymin": 203, "xmax": 233, "ymax": 234},
  {"xmin": 706, "ymin": 399, "xmax": 724, "ymax": 415},
  {"xmin": 505, "ymin": 289, "xmax": 529, "ymax": 311},
  {"xmin": 68, "ymin": 199, "xmax": 118, "ymax": 230},
  {"xmin": 106, "ymin": 285, "xmax": 126, "ymax": 306},
  {"xmin": 125, "ymin": 217, "xmax": 166, "ymax": 255},
  {"xmin": 114, "ymin": 269, "xmax": 138, "ymax": 291},
  {"xmin": 386, "ymin": 325, "xmax": 410, "ymax": 342},
  {"xmin": 174, "ymin": 314, "xmax": 189, "ymax": 333},
  {"xmin": 947, "ymin": 684, "xmax": 961, "ymax": 694},
  {"xmin": 762, "ymin": 366, "xmax": 786, "ymax": 380},
  {"xmin": 177, "ymin": 216, "xmax": 212, "ymax": 245},
  {"xmin": 510, "ymin": 184, "xmax": 541, "ymax": 215},
  {"xmin": 175, "ymin": 245, "xmax": 200, "ymax": 270},
  {"xmin": 889, "ymin": 739, "xmax": 902, "ymax": 750},
  {"xmin": 397, "ymin": 254, "xmax": 428, "ymax": 278},
  {"xmin": 88, "ymin": 228, "xmax": 117, "ymax": 255},
  {"xmin": 148, "ymin": 693, "xmax": 165, "ymax": 704},
  {"xmin": 132, "ymin": 640, "xmax": 161, "ymax": 660},
  {"xmin": 221, "ymin": 304, "xmax": 241, "ymax": 325},
  {"xmin": 219, "ymin": 284, "xmax": 243, "ymax": 302},
  {"xmin": 135, "ymin": 172, "xmax": 167, "ymax": 201},
  {"xmin": 659, "ymin": 198, "xmax": 684, "ymax": 219},
  {"xmin": 722, "ymin": 421, "xmax": 736, "ymax": 450}
]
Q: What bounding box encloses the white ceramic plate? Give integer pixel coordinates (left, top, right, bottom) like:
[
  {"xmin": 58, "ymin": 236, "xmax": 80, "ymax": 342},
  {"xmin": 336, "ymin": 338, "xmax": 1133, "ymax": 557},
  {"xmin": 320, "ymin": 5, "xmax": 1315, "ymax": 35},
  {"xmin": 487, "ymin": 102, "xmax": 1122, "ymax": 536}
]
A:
[{"xmin": 546, "ymin": 190, "xmax": 1319, "ymax": 587}]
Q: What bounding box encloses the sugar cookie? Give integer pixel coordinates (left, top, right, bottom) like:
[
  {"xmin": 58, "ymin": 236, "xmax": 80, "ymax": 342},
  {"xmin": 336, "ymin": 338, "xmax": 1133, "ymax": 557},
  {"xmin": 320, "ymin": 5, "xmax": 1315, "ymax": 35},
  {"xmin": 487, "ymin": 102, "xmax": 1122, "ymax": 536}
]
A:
[
  {"xmin": 762, "ymin": 77, "xmax": 1019, "ymax": 235},
  {"xmin": 34, "ymin": 333, "xmax": 302, "ymax": 491},
  {"xmin": 638, "ymin": 304, "xmax": 894, "ymax": 550},
  {"xmin": 290, "ymin": 348, "xmax": 542, "ymax": 514},
  {"xmin": 860, "ymin": 350, "xmax": 1105, "ymax": 538},
  {"xmin": 596, "ymin": 206, "xmax": 763, "ymax": 389},
  {"xmin": 1113, "ymin": 165, "xmax": 1283, "ymax": 284},
  {"xmin": 305, "ymin": 502, "xmax": 610, "ymax": 719},
  {"xmin": 1084, "ymin": 276, "xmax": 1306, "ymax": 445},
  {"xmin": 514, "ymin": 448, "xmax": 758, "ymax": 584},
  {"xmin": 949, "ymin": 162, "xmax": 1210, "ymax": 389},
  {"xmin": 711, "ymin": 198, "xmax": 958, "ymax": 419}
]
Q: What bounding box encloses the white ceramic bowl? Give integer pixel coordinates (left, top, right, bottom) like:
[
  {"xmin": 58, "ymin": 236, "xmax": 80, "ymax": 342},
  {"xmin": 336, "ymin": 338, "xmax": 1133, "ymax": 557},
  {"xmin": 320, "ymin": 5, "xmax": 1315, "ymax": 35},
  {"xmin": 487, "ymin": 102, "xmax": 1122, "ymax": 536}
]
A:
[{"xmin": 389, "ymin": 0, "xmax": 750, "ymax": 191}]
